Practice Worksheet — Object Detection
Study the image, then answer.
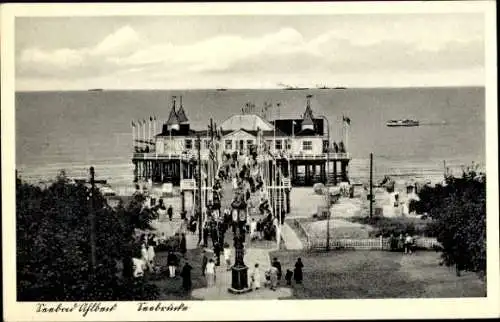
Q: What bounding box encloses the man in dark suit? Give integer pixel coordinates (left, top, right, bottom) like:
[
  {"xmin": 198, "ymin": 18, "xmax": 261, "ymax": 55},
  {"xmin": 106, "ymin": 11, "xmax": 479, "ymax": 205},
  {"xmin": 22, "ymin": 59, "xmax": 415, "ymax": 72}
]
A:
[{"xmin": 271, "ymin": 257, "xmax": 282, "ymax": 283}]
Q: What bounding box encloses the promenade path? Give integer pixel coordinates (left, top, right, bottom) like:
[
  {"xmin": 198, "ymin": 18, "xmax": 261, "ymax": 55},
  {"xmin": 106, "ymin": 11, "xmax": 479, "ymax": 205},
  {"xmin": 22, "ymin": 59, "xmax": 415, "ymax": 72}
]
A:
[
  {"xmin": 190, "ymin": 178, "xmax": 292, "ymax": 300},
  {"xmin": 280, "ymin": 223, "xmax": 303, "ymax": 250}
]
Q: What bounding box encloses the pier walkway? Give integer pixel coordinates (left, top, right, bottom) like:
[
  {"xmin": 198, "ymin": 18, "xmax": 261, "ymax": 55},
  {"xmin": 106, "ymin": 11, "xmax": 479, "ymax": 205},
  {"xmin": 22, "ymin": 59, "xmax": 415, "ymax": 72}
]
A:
[{"xmin": 190, "ymin": 175, "xmax": 292, "ymax": 300}]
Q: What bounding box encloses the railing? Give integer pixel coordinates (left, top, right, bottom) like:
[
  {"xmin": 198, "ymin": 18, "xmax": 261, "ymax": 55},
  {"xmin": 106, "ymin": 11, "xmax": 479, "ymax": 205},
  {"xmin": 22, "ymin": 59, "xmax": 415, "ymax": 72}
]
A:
[
  {"xmin": 133, "ymin": 151, "xmax": 211, "ymax": 160},
  {"xmin": 292, "ymin": 219, "xmax": 442, "ymax": 251},
  {"xmin": 307, "ymin": 236, "xmax": 442, "ymax": 251},
  {"xmin": 261, "ymin": 152, "xmax": 350, "ymax": 160}
]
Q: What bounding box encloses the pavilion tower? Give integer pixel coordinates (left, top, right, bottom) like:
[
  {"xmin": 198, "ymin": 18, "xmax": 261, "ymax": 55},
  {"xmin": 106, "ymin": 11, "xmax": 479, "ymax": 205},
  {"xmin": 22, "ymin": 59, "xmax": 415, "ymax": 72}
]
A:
[{"xmin": 166, "ymin": 96, "xmax": 180, "ymax": 131}]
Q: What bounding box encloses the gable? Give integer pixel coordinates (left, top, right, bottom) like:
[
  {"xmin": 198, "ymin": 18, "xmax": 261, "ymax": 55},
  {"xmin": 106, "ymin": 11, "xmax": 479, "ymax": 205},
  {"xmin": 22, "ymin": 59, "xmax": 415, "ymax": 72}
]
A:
[
  {"xmin": 222, "ymin": 129, "xmax": 257, "ymax": 140},
  {"xmin": 220, "ymin": 114, "xmax": 274, "ymax": 132}
]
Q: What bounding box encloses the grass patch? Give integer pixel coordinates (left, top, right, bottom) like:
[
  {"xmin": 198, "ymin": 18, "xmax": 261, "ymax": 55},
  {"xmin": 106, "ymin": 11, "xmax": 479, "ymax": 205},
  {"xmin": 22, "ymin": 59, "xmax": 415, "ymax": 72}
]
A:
[
  {"xmin": 270, "ymin": 250, "xmax": 485, "ymax": 299},
  {"xmin": 348, "ymin": 215, "xmax": 436, "ymax": 237}
]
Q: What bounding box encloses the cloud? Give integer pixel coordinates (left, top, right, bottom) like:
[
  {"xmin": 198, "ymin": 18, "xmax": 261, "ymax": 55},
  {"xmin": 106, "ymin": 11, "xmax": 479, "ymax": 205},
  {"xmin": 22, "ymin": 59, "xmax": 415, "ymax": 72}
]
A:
[
  {"xmin": 16, "ymin": 19, "xmax": 485, "ymax": 90},
  {"xmin": 90, "ymin": 25, "xmax": 140, "ymax": 56}
]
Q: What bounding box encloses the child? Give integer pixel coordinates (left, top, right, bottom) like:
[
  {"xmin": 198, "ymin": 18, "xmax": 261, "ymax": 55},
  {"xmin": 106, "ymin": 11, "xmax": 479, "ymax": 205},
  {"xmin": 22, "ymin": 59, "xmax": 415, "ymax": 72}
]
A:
[
  {"xmin": 285, "ymin": 269, "xmax": 293, "ymax": 285},
  {"xmin": 223, "ymin": 243, "xmax": 232, "ymax": 271}
]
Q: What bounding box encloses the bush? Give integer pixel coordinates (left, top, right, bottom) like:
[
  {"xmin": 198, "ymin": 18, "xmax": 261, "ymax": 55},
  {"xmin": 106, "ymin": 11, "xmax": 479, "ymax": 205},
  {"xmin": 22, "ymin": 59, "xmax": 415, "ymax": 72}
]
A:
[
  {"xmin": 412, "ymin": 170, "xmax": 486, "ymax": 277},
  {"xmin": 349, "ymin": 216, "xmax": 434, "ymax": 238}
]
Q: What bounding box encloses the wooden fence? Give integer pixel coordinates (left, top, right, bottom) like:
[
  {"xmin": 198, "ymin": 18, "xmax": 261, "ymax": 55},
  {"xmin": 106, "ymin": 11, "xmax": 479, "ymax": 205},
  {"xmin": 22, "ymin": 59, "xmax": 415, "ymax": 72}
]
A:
[{"xmin": 292, "ymin": 219, "xmax": 442, "ymax": 251}]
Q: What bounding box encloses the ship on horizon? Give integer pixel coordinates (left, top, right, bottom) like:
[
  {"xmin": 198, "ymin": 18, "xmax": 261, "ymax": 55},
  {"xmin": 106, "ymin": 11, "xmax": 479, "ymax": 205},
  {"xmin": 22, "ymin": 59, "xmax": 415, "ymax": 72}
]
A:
[
  {"xmin": 277, "ymin": 82, "xmax": 309, "ymax": 90},
  {"xmin": 315, "ymin": 84, "xmax": 348, "ymax": 90},
  {"xmin": 386, "ymin": 119, "xmax": 420, "ymax": 127},
  {"xmin": 88, "ymin": 88, "xmax": 104, "ymax": 92}
]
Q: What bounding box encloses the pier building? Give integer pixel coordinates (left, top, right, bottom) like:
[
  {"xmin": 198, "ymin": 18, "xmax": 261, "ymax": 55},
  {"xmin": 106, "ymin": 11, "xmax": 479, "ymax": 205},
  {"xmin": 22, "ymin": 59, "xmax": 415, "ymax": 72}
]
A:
[{"xmin": 131, "ymin": 95, "xmax": 351, "ymax": 188}]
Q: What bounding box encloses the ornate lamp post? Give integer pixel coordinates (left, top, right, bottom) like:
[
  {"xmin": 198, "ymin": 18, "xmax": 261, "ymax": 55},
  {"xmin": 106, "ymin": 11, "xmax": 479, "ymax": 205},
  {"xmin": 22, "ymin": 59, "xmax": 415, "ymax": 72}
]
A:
[{"xmin": 228, "ymin": 191, "xmax": 251, "ymax": 294}]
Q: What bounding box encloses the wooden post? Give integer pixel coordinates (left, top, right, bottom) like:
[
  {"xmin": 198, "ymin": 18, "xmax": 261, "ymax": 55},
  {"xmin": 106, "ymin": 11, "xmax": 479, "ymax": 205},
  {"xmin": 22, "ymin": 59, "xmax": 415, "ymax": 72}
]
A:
[
  {"xmin": 370, "ymin": 153, "xmax": 373, "ymax": 219},
  {"xmin": 333, "ymin": 161, "xmax": 337, "ymax": 186},
  {"xmin": 89, "ymin": 166, "xmax": 97, "ymax": 279}
]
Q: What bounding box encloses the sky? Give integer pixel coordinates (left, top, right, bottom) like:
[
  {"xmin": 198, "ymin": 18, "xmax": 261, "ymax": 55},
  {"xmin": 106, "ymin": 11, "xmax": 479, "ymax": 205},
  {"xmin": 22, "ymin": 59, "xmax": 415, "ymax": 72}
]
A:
[{"xmin": 15, "ymin": 13, "xmax": 485, "ymax": 91}]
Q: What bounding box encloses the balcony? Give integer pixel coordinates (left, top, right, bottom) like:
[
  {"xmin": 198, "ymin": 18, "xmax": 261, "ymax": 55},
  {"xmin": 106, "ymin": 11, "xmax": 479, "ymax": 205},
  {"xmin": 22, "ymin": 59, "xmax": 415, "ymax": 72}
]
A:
[
  {"xmin": 259, "ymin": 152, "xmax": 350, "ymax": 161},
  {"xmin": 132, "ymin": 150, "xmax": 213, "ymax": 161}
]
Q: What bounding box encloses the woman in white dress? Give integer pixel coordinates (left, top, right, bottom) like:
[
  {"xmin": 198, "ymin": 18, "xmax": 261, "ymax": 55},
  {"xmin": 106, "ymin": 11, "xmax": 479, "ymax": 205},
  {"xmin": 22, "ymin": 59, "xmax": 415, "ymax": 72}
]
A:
[
  {"xmin": 205, "ymin": 258, "xmax": 216, "ymax": 287},
  {"xmin": 132, "ymin": 257, "xmax": 146, "ymax": 278},
  {"xmin": 141, "ymin": 243, "xmax": 149, "ymax": 263},
  {"xmin": 223, "ymin": 245, "xmax": 232, "ymax": 271},
  {"xmin": 147, "ymin": 243, "xmax": 156, "ymax": 271},
  {"xmin": 251, "ymin": 263, "xmax": 261, "ymax": 290}
]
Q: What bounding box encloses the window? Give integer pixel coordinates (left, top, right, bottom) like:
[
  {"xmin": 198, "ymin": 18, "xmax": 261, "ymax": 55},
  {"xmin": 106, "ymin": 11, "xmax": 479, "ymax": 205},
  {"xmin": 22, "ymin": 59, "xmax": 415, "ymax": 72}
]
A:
[
  {"xmin": 225, "ymin": 140, "xmax": 233, "ymax": 150},
  {"xmin": 185, "ymin": 139, "xmax": 193, "ymax": 150},
  {"xmin": 265, "ymin": 140, "xmax": 272, "ymax": 149},
  {"xmin": 275, "ymin": 139, "xmax": 283, "ymax": 150},
  {"xmin": 205, "ymin": 139, "xmax": 211, "ymax": 149},
  {"xmin": 302, "ymin": 140, "xmax": 312, "ymax": 151},
  {"xmin": 286, "ymin": 139, "xmax": 292, "ymax": 150},
  {"xmin": 246, "ymin": 140, "xmax": 253, "ymax": 148}
]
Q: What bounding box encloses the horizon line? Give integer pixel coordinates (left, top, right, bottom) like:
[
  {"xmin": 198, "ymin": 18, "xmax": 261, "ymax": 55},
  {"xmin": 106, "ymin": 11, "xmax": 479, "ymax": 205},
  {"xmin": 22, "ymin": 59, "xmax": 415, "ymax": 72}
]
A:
[{"xmin": 15, "ymin": 85, "xmax": 485, "ymax": 93}]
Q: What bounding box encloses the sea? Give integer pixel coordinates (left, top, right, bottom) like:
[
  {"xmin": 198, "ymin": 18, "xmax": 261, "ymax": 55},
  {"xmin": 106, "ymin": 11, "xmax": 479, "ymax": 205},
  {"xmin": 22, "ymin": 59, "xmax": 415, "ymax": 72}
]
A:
[{"xmin": 15, "ymin": 87, "xmax": 485, "ymax": 188}]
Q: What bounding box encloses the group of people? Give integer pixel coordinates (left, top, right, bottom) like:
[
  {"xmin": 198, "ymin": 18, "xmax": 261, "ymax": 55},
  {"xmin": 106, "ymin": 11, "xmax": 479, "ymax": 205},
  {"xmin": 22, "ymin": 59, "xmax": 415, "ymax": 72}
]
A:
[
  {"xmin": 248, "ymin": 257, "xmax": 304, "ymax": 291},
  {"xmin": 389, "ymin": 233, "xmax": 416, "ymax": 254}
]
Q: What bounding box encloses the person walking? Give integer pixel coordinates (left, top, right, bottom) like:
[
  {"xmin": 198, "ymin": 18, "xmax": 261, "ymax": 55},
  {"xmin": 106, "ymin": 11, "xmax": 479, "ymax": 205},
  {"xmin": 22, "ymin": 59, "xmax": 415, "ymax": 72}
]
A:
[
  {"xmin": 157, "ymin": 199, "xmax": 167, "ymax": 221},
  {"xmin": 167, "ymin": 205, "xmax": 173, "ymax": 221},
  {"xmin": 167, "ymin": 251, "xmax": 177, "ymax": 278},
  {"xmin": 202, "ymin": 221, "xmax": 209, "ymax": 248},
  {"xmin": 214, "ymin": 242, "xmax": 221, "ymax": 266},
  {"xmin": 294, "ymin": 258, "xmax": 304, "ymax": 284},
  {"xmin": 201, "ymin": 250, "xmax": 208, "ymax": 276},
  {"xmin": 147, "ymin": 241, "xmax": 156, "ymax": 272},
  {"xmin": 180, "ymin": 233, "xmax": 187, "ymax": 258},
  {"xmin": 269, "ymin": 265, "xmax": 279, "ymax": 291},
  {"xmin": 205, "ymin": 258, "xmax": 216, "ymax": 287},
  {"xmin": 250, "ymin": 263, "xmax": 261, "ymax": 290},
  {"xmin": 249, "ymin": 218, "xmax": 257, "ymax": 241},
  {"xmin": 285, "ymin": 269, "xmax": 293, "ymax": 285},
  {"xmin": 398, "ymin": 233, "xmax": 404, "ymax": 252},
  {"xmin": 223, "ymin": 243, "xmax": 232, "ymax": 271},
  {"xmin": 272, "ymin": 257, "xmax": 282, "ymax": 283},
  {"xmin": 180, "ymin": 261, "xmax": 193, "ymax": 291},
  {"xmin": 404, "ymin": 233, "xmax": 414, "ymax": 254},
  {"xmin": 140, "ymin": 243, "xmax": 150, "ymax": 272}
]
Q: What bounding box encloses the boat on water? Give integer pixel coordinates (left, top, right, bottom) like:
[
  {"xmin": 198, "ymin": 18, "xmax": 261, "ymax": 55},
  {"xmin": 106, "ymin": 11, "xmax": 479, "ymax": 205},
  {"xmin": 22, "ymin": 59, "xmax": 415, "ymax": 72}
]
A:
[
  {"xmin": 216, "ymin": 88, "xmax": 227, "ymax": 91},
  {"xmin": 88, "ymin": 88, "xmax": 103, "ymax": 92},
  {"xmin": 278, "ymin": 82, "xmax": 309, "ymax": 90},
  {"xmin": 284, "ymin": 85, "xmax": 309, "ymax": 90},
  {"xmin": 334, "ymin": 86, "xmax": 347, "ymax": 90},
  {"xmin": 386, "ymin": 119, "xmax": 420, "ymax": 127},
  {"xmin": 316, "ymin": 84, "xmax": 331, "ymax": 89}
]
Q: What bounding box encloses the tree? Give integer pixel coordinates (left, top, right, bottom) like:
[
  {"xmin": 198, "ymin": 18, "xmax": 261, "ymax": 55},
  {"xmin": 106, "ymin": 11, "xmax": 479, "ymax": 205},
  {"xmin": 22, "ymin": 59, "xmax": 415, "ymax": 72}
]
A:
[
  {"xmin": 16, "ymin": 172, "xmax": 159, "ymax": 301},
  {"xmin": 413, "ymin": 169, "xmax": 486, "ymax": 277}
]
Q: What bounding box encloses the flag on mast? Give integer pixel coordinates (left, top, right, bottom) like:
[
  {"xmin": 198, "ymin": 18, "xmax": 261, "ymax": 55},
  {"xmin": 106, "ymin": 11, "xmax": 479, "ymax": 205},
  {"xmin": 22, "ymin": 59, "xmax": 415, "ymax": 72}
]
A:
[
  {"xmin": 131, "ymin": 121, "xmax": 136, "ymax": 150},
  {"xmin": 343, "ymin": 115, "xmax": 351, "ymax": 126}
]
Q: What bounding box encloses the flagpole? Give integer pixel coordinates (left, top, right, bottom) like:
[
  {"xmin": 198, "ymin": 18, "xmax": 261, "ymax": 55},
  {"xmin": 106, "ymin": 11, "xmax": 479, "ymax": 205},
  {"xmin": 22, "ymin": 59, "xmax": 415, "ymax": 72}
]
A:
[
  {"xmin": 149, "ymin": 117, "xmax": 152, "ymax": 145},
  {"xmin": 345, "ymin": 119, "xmax": 349, "ymax": 153},
  {"xmin": 142, "ymin": 120, "xmax": 146, "ymax": 149},
  {"xmin": 153, "ymin": 116, "xmax": 157, "ymax": 141},
  {"xmin": 132, "ymin": 121, "xmax": 136, "ymax": 151}
]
